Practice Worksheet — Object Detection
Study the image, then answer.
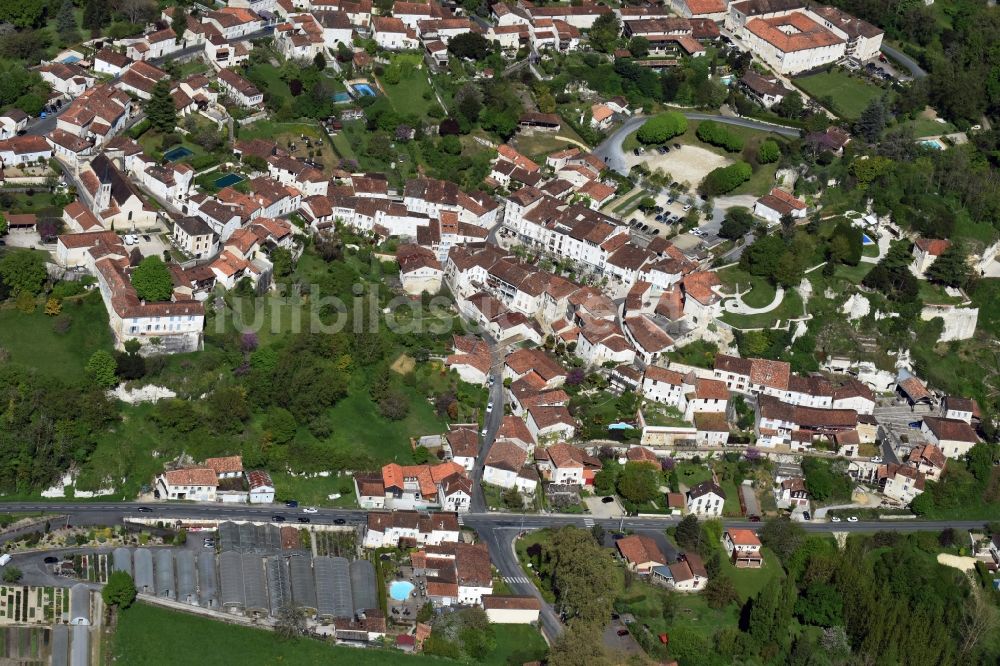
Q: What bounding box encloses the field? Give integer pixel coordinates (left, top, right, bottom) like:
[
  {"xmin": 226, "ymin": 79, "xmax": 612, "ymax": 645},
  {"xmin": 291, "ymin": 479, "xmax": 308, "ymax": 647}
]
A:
[
  {"xmin": 111, "ymin": 602, "xmax": 544, "ymax": 665},
  {"xmin": 510, "ymin": 126, "xmax": 589, "ymax": 162},
  {"xmin": 717, "ymin": 265, "xmax": 776, "ymax": 309},
  {"xmin": 793, "ymin": 70, "xmax": 886, "ymax": 120},
  {"xmin": 238, "ymin": 120, "xmax": 341, "ymax": 170},
  {"xmin": 0, "ymin": 291, "xmax": 113, "ymax": 381},
  {"xmin": 378, "ymin": 68, "xmax": 443, "ymax": 120},
  {"xmin": 718, "ymin": 548, "xmax": 783, "ymax": 601}
]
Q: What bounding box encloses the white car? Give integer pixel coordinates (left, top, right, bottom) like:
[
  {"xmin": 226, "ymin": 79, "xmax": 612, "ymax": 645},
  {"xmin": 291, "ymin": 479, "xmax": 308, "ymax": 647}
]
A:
[
  {"xmin": 830, "ymin": 516, "xmax": 841, "ymax": 523},
  {"xmin": 481, "ymin": 427, "xmax": 488, "ymax": 437},
  {"xmin": 302, "ymin": 507, "xmax": 318, "ymax": 514},
  {"xmin": 486, "ymin": 401, "xmax": 494, "ymax": 412},
  {"xmin": 871, "ymin": 456, "xmax": 882, "ymax": 463},
  {"xmin": 847, "ymin": 516, "xmax": 859, "ymax": 523},
  {"xmin": 682, "ymin": 204, "xmax": 692, "ymax": 212}
]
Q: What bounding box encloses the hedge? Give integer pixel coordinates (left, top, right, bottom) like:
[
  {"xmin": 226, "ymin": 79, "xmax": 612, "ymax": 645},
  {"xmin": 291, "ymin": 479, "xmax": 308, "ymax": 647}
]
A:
[
  {"xmin": 696, "ymin": 120, "xmax": 744, "ymax": 152},
  {"xmin": 699, "ymin": 162, "xmax": 752, "ymax": 195},
  {"xmin": 636, "ymin": 112, "xmax": 687, "ymax": 144}
]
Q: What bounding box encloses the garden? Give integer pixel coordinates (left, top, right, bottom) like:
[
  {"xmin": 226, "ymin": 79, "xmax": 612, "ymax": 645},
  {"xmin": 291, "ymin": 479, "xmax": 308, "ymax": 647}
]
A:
[{"xmin": 793, "ymin": 68, "xmax": 888, "ymax": 120}]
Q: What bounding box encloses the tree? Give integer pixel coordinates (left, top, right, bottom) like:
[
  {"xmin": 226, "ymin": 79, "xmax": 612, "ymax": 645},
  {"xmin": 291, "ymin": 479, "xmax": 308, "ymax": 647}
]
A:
[
  {"xmin": 637, "ymin": 112, "xmax": 687, "ymax": 144},
  {"xmin": 1, "ymin": 567, "xmax": 21, "ymax": 583},
  {"xmin": 0, "ymin": 213, "xmax": 6, "ymax": 236},
  {"xmin": 457, "ymin": 607, "xmax": 496, "ymax": 659},
  {"xmin": 83, "ymin": 0, "xmax": 111, "ymax": 30},
  {"xmin": 548, "ymin": 623, "xmax": 612, "ymax": 666},
  {"xmin": 146, "ymin": 79, "xmax": 177, "ymax": 134},
  {"xmin": 588, "ymin": 13, "xmax": 621, "ymax": 53},
  {"xmin": 759, "ymin": 518, "xmax": 805, "ymax": 566},
  {"xmin": 275, "ymin": 605, "xmax": 307, "ymax": 639},
  {"xmin": 544, "ymin": 527, "xmax": 616, "ymax": 626},
  {"xmin": 448, "ymin": 32, "xmax": 491, "ymax": 60},
  {"xmin": 774, "ymin": 91, "xmax": 803, "ymax": 118},
  {"xmin": 855, "ymin": 97, "xmax": 887, "ymax": 142},
  {"xmin": 628, "ymin": 36, "xmax": 649, "ymax": 58},
  {"xmin": 103, "ymin": 571, "xmax": 137, "ymax": 609},
  {"xmin": 377, "ymin": 390, "xmax": 410, "ymax": 421},
  {"xmin": 704, "ymin": 575, "xmax": 739, "ymax": 609},
  {"xmin": 637, "ymin": 196, "xmax": 657, "ymax": 213},
  {"xmin": 719, "ymin": 207, "xmax": 754, "ymax": 239},
  {"xmin": 56, "ymin": 0, "xmax": 80, "ymax": 43},
  {"xmin": 926, "ymin": 242, "xmax": 972, "ymax": 288},
  {"xmin": 697, "ymin": 120, "xmax": 744, "ymax": 152},
  {"xmin": 0, "ymin": 249, "xmax": 47, "ymax": 295},
  {"xmin": 44, "ymin": 297, "xmax": 61, "ymax": 316},
  {"xmin": 674, "ymin": 515, "xmax": 703, "ymax": 552},
  {"xmin": 270, "ymin": 247, "xmax": 294, "ymax": 277},
  {"xmin": 0, "ymin": 0, "xmax": 46, "ymax": 28},
  {"xmin": 313, "ymin": 51, "xmax": 326, "ymax": 71},
  {"xmin": 265, "ymin": 407, "xmax": 298, "ymax": 444},
  {"xmin": 616, "ymin": 462, "xmax": 659, "ymax": 504},
  {"xmin": 86, "ymin": 350, "xmax": 118, "ymax": 388},
  {"xmin": 699, "ymin": 162, "xmax": 752, "ymax": 195},
  {"xmin": 795, "ymin": 582, "xmax": 843, "ymax": 627},
  {"xmin": 131, "ymin": 256, "xmax": 174, "ymax": 302},
  {"xmin": 757, "ymin": 139, "xmax": 780, "ymax": 164},
  {"xmin": 593, "ymin": 463, "xmax": 619, "ymax": 496}
]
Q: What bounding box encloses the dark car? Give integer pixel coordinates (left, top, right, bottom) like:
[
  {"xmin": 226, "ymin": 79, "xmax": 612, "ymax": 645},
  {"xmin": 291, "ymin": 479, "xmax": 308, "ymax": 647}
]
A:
[
  {"xmin": 285, "ymin": 500, "xmax": 298, "ymax": 508},
  {"xmin": 272, "ymin": 515, "xmax": 286, "ymax": 522},
  {"xmin": 333, "ymin": 518, "xmax": 347, "ymax": 525},
  {"xmin": 44, "ymin": 556, "xmax": 58, "ymax": 564},
  {"xmin": 633, "ymin": 148, "xmax": 641, "ymax": 156},
  {"xmin": 803, "ymin": 511, "xmax": 812, "ymax": 521},
  {"xmin": 602, "ymin": 496, "xmax": 615, "ymax": 503},
  {"xmin": 297, "ymin": 517, "xmax": 311, "ymax": 523},
  {"xmin": 136, "ymin": 507, "xmax": 153, "ymax": 513},
  {"xmin": 617, "ymin": 629, "xmax": 629, "ymax": 637},
  {"xmin": 673, "ymin": 143, "xmax": 681, "ymax": 150}
]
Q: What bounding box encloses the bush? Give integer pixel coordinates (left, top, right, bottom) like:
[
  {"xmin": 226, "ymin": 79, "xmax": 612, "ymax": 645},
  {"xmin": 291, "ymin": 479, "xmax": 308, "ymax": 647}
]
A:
[
  {"xmin": 696, "ymin": 120, "xmax": 744, "ymax": 152},
  {"xmin": 757, "ymin": 139, "xmax": 780, "ymax": 164},
  {"xmin": 190, "ymin": 154, "xmax": 217, "ymax": 170},
  {"xmin": 637, "ymin": 112, "xmax": 687, "ymax": 144},
  {"xmin": 699, "ymin": 162, "xmax": 752, "ymax": 195}
]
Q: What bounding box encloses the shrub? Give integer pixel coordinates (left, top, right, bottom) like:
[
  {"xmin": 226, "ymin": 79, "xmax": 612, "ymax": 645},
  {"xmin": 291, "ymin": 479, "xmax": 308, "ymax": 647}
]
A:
[
  {"xmin": 757, "ymin": 139, "xmax": 780, "ymax": 164},
  {"xmin": 637, "ymin": 112, "xmax": 687, "ymax": 144},
  {"xmin": 699, "ymin": 162, "xmax": 752, "ymax": 195},
  {"xmin": 696, "ymin": 120, "xmax": 744, "ymax": 152}
]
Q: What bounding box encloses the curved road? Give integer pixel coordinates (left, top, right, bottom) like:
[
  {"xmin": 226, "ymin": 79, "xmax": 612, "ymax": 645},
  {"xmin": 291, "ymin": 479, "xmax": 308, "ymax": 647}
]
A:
[
  {"xmin": 594, "ymin": 113, "xmax": 800, "ymax": 175},
  {"xmin": 881, "ymin": 44, "xmax": 927, "ymax": 79}
]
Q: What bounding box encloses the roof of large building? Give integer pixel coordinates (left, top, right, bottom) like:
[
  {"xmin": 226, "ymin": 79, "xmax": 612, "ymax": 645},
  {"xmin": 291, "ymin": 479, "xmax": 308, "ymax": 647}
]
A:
[
  {"xmin": 746, "ymin": 12, "xmax": 845, "ymax": 53},
  {"xmin": 923, "ymin": 417, "xmax": 978, "ymax": 443}
]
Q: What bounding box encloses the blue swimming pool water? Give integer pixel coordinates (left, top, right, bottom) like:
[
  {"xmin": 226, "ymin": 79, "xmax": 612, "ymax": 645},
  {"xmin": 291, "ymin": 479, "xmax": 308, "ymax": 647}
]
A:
[
  {"xmin": 214, "ymin": 173, "xmax": 244, "ymax": 188},
  {"xmin": 920, "ymin": 139, "xmax": 944, "ymax": 150},
  {"xmin": 389, "ymin": 581, "xmax": 414, "ymax": 601},
  {"xmin": 862, "ymin": 233, "xmax": 874, "ymax": 245},
  {"xmin": 163, "ymin": 146, "xmax": 194, "ymax": 162},
  {"xmin": 332, "ymin": 91, "xmax": 351, "ymax": 103},
  {"xmin": 62, "ymin": 55, "xmax": 81, "ymax": 64},
  {"xmin": 352, "ymin": 83, "xmax": 376, "ymax": 97}
]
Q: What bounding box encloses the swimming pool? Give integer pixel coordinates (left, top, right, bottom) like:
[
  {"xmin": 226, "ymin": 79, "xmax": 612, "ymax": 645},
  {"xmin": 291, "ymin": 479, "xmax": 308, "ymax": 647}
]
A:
[
  {"xmin": 214, "ymin": 173, "xmax": 245, "ymax": 188},
  {"xmin": 352, "ymin": 83, "xmax": 376, "ymax": 97},
  {"xmin": 389, "ymin": 581, "xmax": 415, "ymax": 601},
  {"xmin": 62, "ymin": 55, "xmax": 81, "ymax": 64},
  {"xmin": 920, "ymin": 139, "xmax": 944, "ymax": 150},
  {"xmin": 332, "ymin": 91, "xmax": 352, "ymax": 103},
  {"xmin": 862, "ymin": 233, "xmax": 875, "ymax": 245},
  {"xmin": 163, "ymin": 146, "xmax": 194, "ymax": 162}
]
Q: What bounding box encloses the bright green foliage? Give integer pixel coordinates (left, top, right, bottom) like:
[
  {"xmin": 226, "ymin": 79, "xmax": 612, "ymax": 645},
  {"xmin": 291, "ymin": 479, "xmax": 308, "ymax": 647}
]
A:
[
  {"xmin": 757, "ymin": 139, "xmax": 780, "ymax": 164},
  {"xmin": 699, "ymin": 162, "xmax": 752, "ymax": 195},
  {"xmin": 0, "ymin": 250, "xmax": 47, "ymax": 295},
  {"xmin": 696, "ymin": 120, "xmax": 744, "ymax": 152},
  {"xmin": 85, "ymin": 350, "xmax": 118, "ymax": 388},
  {"xmin": 103, "ymin": 571, "xmax": 137, "ymax": 609},
  {"xmin": 131, "ymin": 256, "xmax": 174, "ymax": 302},
  {"xmin": 637, "ymin": 112, "xmax": 687, "ymax": 144}
]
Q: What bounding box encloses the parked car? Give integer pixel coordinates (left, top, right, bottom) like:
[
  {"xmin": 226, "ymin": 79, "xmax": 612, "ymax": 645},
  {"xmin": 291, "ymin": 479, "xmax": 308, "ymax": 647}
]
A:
[
  {"xmin": 657, "ymin": 146, "xmax": 667, "ymax": 155},
  {"xmin": 486, "ymin": 401, "xmax": 494, "ymax": 412},
  {"xmin": 136, "ymin": 507, "xmax": 153, "ymax": 513},
  {"xmin": 633, "ymin": 148, "xmax": 641, "ymax": 156},
  {"xmin": 298, "ymin": 517, "xmax": 311, "ymax": 523},
  {"xmin": 272, "ymin": 515, "xmax": 286, "ymax": 522},
  {"xmin": 285, "ymin": 500, "xmax": 298, "ymax": 508},
  {"xmin": 655, "ymin": 214, "xmax": 665, "ymax": 221},
  {"xmin": 847, "ymin": 516, "xmax": 859, "ymax": 523},
  {"xmin": 673, "ymin": 143, "xmax": 681, "ymax": 150},
  {"xmin": 481, "ymin": 427, "xmax": 488, "ymax": 436},
  {"xmin": 830, "ymin": 516, "xmax": 842, "ymax": 523},
  {"xmin": 44, "ymin": 556, "xmax": 58, "ymax": 564},
  {"xmin": 803, "ymin": 511, "xmax": 811, "ymax": 521},
  {"xmin": 302, "ymin": 507, "xmax": 318, "ymax": 514},
  {"xmin": 333, "ymin": 518, "xmax": 347, "ymax": 525},
  {"xmin": 682, "ymin": 204, "xmax": 692, "ymax": 212},
  {"xmin": 601, "ymin": 496, "xmax": 615, "ymax": 503},
  {"xmin": 617, "ymin": 629, "xmax": 629, "ymax": 637}
]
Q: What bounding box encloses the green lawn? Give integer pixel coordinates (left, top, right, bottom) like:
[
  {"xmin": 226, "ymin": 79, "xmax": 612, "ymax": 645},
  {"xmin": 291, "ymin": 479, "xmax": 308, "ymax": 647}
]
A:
[
  {"xmin": 112, "ymin": 603, "xmax": 452, "ymax": 665},
  {"xmin": 238, "ymin": 120, "xmax": 341, "ymax": 170},
  {"xmin": 0, "ymin": 291, "xmax": 113, "ymax": 381},
  {"xmin": 717, "ymin": 266, "xmax": 776, "ymax": 309},
  {"xmin": 720, "ymin": 289, "xmax": 805, "ymax": 330},
  {"xmin": 511, "ymin": 126, "xmax": 588, "ymax": 161},
  {"xmin": 378, "ymin": 69, "xmax": 442, "ymax": 120},
  {"xmin": 902, "ymin": 116, "xmax": 955, "ymax": 138},
  {"xmin": 718, "ymin": 547, "xmax": 783, "ymax": 601},
  {"xmin": 793, "ymin": 70, "xmax": 887, "ymax": 120},
  {"xmin": 832, "ymin": 262, "xmax": 873, "ymax": 284},
  {"xmin": 732, "ymin": 161, "xmax": 779, "ymax": 197},
  {"xmin": 483, "ymin": 625, "xmax": 548, "ymax": 665},
  {"xmin": 918, "ymin": 280, "xmax": 965, "ymax": 305}
]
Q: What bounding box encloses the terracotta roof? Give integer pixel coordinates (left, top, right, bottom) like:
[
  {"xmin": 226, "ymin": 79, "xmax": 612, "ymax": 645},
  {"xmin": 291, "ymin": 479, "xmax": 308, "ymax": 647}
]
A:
[
  {"xmin": 497, "ymin": 415, "xmax": 534, "ymax": 445},
  {"xmin": 204, "ymin": 456, "xmax": 243, "ymax": 474},
  {"xmin": 527, "ymin": 405, "xmax": 575, "ymax": 430},
  {"xmin": 626, "ymin": 446, "xmax": 659, "ymax": 465},
  {"xmin": 878, "ymin": 463, "xmax": 926, "ymax": 490},
  {"xmin": 164, "ymin": 467, "xmax": 217, "ymax": 487},
  {"xmin": 695, "ymin": 378, "xmax": 729, "ymax": 401},
  {"xmin": 485, "ymin": 440, "xmax": 529, "ymax": 473},
  {"xmin": 897, "ymin": 376, "xmax": 931, "ymax": 402},
  {"xmin": 758, "ymin": 395, "xmax": 857, "ymax": 429},
  {"xmin": 616, "ymin": 534, "xmax": 666, "ymax": 566},
  {"xmin": 246, "ymin": 469, "xmax": 273, "ymax": 489},
  {"xmin": 726, "ymin": 528, "xmax": 761, "ymax": 547},
  {"xmin": 505, "ymin": 348, "xmax": 565, "ymax": 382},
  {"xmin": 624, "ymin": 315, "xmax": 674, "ymax": 353},
  {"xmin": 914, "ymin": 238, "xmax": 951, "ymax": 256},
  {"xmin": 746, "ymin": 13, "xmax": 844, "ymax": 53},
  {"xmin": 446, "ymin": 428, "xmax": 479, "ymax": 458},
  {"xmin": 908, "ymin": 444, "xmax": 947, "ymax": 470},
  {"xmin": 923, "ymin": 417, "xmax": 978, "ymax": 443},
  {"xmin": 482, "ymin": 595, "xmax": 541, "ymax": 610},
  {"xmin": 757, "ymin": 188, "xmax": 805, "ymax": 215},
  {"xmin": 694, "ymin": 412, "xmax": 729, "ymax": 432},
  {"xmin": 540, "ymin": 442, "xmax": 599, "ymax": 469}
]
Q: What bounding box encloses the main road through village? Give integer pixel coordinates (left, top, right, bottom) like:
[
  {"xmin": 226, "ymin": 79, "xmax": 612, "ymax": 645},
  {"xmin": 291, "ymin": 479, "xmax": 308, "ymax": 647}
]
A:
[{"xmin": 0, "ymin": 500, "xmax": 985, "ymax": 642}]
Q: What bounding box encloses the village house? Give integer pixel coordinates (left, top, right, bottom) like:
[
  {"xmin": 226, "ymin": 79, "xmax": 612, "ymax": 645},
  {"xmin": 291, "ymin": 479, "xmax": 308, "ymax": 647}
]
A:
[
  {"xmin": 911, "ymin": 238, "xmax": 951, "ymax": 276},
  {"xmin": 372, "ymin": 16, "xmax": 419, "ymax": 50},
  {"xmin": 0, "ymin": 110, "xmax": 28, "ymax": 139},
  {"xmin": 535, "ymin": 442, "xmax": 600, "ymax": 486},
  {"xmin": 362, "ymin": 511, "xmax": 460, "ymax": 549},
  {"xmin": 0, "ymin": 135, "xmax": 52, "ymax": 166},
  {"xmin": 739, "ymin": 70, "xmax": 793, "ymax": 108},
  {"xmin": 155, "ymin": 468, "xmax": 218, "ymax": 502},
  {"xmin": 907, "ymin": 444, "xmax": 947, "ymax": 481},
  {"xmin": 482, "ymin": 440, "xmax": 538, "ymax": 494},
  {"xmin": 396, "ymin": 243, "xmax": 443, "ymax": 295},
  {"xmin": 353, "ymin": 462, "xmax": 472, "ymax": 513},
  {"xmin": 442, "ymin": 427, "xmax": 480, "ymax": 471},
  {"xmin": 687, "ymin": 480, "xmax": 725, "ymax": 517},
  {"xmin": 723, "ymin": 529, "xmax": 764, "ymax": 567},
  {"xmin": 777, "ymin": 477, "xmax": 809, "ymax": 508},
  {"xmin": 616, "ymin": 534, "xmax": 667, "ymax": 574},
  {"xmin": 921, "ymin": 417, "xmax": 980, "ymax": 459},
  {"xmin": 482, "ymin": 596, "xmax": 541, "ymax": 624},
  {"xmin": 652, "ymin": 553, "xmax": 708, "ymax": 592},
  {"xmin": 172, "ymin": 216, "xmax": 218, "ymax": 260},
  {"xmin": 877, "ymin": 464, "xmax": 925, "ymax": 505},
  {"xmin": 754, "ymin": 188, "xmax": 807, "ymax": 225},
  {"xmin": 217, "ymin": 68, "xmax": 264, "ymax": 107}
]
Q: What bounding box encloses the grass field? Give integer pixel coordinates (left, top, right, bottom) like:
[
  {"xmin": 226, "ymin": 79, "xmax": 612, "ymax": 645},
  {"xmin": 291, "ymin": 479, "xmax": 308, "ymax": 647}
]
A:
[
  {"xmin": 112, "ymin": 603, "xmax": 542, "ymax": 665},
  {"xmin": 717, "ymin": 266, "xmax": 776, "ymax": 309},
  {"xmin": 0, "ymin": 291, "xmax": 113, "ymax": 381},
  {"xmin": 112, "ymin": 603, "xmax": 451, "ymax": 665},
  {"xmin": 720, "ymin": 289, "xmax": 805, "ymax": 330},
  {"xmin": 793, "ymin": 70, "xmax": 886, "ymax": 120},
  {"xmin": 238, "ymin": 120, "xmax": 340, "ymax": 170},
  {"xmin": 718, "ymin": 547, "xmax": 783, "ymax": 601},
  {"xmin": 378, "ymin": 69, "xmax": 442, "ymax": 120},
  {"xmin": 510, "ymin": 126, "xmax": 589, "ymax": 161}
]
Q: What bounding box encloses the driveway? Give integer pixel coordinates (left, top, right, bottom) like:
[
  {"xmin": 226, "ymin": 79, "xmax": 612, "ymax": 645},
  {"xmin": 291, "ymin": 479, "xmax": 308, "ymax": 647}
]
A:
[{"xmin": 583, "ymin": 495, "xmax": 625, "ymax": 519}]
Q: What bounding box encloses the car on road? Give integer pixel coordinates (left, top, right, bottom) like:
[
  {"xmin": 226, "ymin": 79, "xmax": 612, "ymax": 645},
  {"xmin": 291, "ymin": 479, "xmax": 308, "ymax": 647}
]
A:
[
  {"xmin": 203, "ymin": 541, "xmax": 216, "ymax": 548},
  {"xmin": 486, "ymin": 401, "xmax": 494, "ymax": 412},
  {"xmin": 302, "ymin": 507, "xmax": 318, "ymax": 514},
  {"xmin": 601, "ymin": 496, "xmax": 615, "ymax": 503},
  {"xmin": 272, "ymin": 515, "xmax": 285, "ymax": 522},
  {"xmin": 847, "ymin": 516, "xmax": 859, "ymax": 522},
  {"xmin": 908, "ymin": 421, "xmax": 922, "ymax": 428},
  {"xmin": 44, "ymin": 556, "xmax": 58, "ymax": 564},
  {"xmin": 803, "ymin": 511, "xmax": 811, "ymax": 521},
  {"xmin": 142, "ymin": 235, "xmax": 150, "ymax": 242},
  {"xmin": 481, "ymin": 427, "xmax": 488, "ymax": 436},
  {"xmin": 831, "ymin": 516, "xmax": 841, "ymax": 523},
  {"xmin": 297, "ymin": 517, "xmax": 311, "ymax": 523},
  {"xmin": 692, "ymin": 229, "xmax": 704, "ymax": 237},
  {"xmin": 333, "ymin": 518, "xmax": 346, "ymax": 525},
  {"xmin": 871, "ymin": 456, "xmax": 882, "ymax": 463},
  {"xmin": 285, "ymin": 500, "xmax": 298, "ymax": 508},
  {"xmin": 136, "ymin": 507, "xmax": 153, "ymax": 513}
]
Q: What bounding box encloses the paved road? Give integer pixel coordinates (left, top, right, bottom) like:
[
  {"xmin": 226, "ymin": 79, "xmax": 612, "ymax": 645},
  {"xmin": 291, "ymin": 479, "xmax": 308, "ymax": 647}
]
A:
[
  {"xmin": 881, "ymin": 44, "xmax": 927, "ymax": 79},
  {"xmin": 594, "ymin": 113, "xmax": 800, "ymax": 176},
  {"xmin": 470, "ymin": 336, "xmax": 507, "ymax": 513}
]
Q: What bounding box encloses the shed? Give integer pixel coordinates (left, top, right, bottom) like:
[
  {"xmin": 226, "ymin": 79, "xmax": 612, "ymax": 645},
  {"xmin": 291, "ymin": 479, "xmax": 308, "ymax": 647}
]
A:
[
  {"xmin": 289, "ymin": 555, "xmax": 317, "ymax": 613},
  {"xmin": 112, "ymin": 547, "xmax": 132, "ymax": 576},
  {"xmin": 69, "ymin": 584, "xmax": 91, "ymax": 626},
  {"xmin": 314, "ymin": 556, "xmax": 353, "ymax": 620},
  {"xmin": 154, "ymin": 549, "xmax": 176, "ymax": 599},
  {"xmin": 197, "ymin": 550, "xmax": 218, "ymax": 608},
  {"xmin": 175, "ymin": 550, "xmax": 197, "ymax": 604},
  {"xmin": 132, "ymin": 548, "xmax": 154, "ymax": 594},
  {"xmin": 349, "ymin": 559, "xmax": 378, "ymax": 614}
]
